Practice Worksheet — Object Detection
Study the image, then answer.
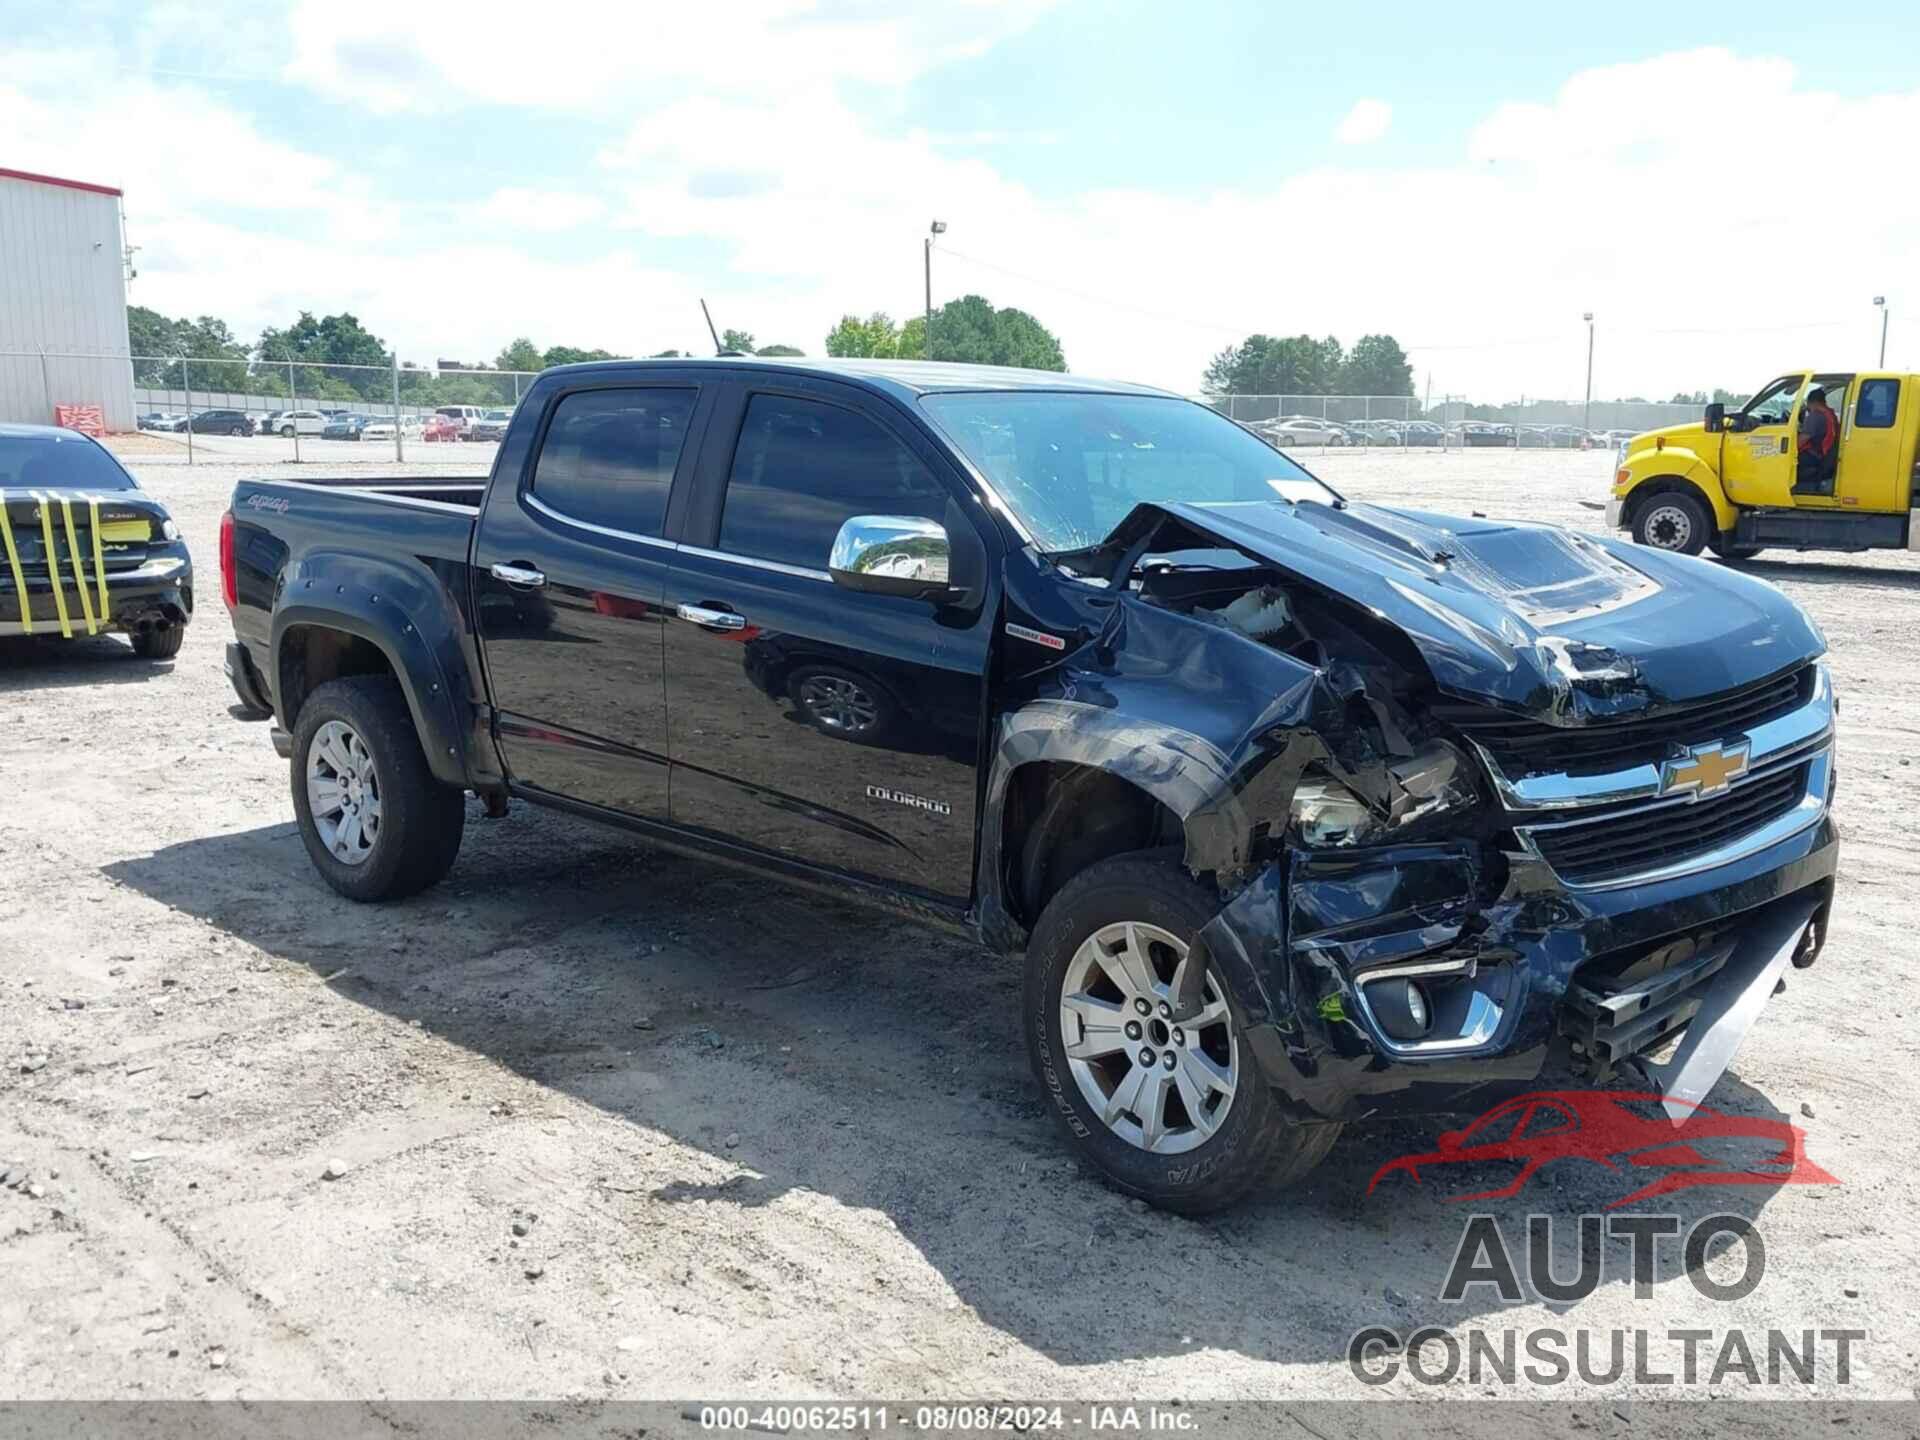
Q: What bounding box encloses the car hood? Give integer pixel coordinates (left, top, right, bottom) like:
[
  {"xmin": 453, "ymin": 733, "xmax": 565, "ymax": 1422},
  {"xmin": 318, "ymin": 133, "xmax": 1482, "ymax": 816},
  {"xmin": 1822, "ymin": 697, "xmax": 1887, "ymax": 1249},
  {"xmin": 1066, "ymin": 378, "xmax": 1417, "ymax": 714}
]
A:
[
  {"xmin": 1111, "ymin": 499, "xmax": 1824, "ymax": 722},
  {"xmin": 1627, "ymin": 419, "xmax": 1711, "ymax": 453}
]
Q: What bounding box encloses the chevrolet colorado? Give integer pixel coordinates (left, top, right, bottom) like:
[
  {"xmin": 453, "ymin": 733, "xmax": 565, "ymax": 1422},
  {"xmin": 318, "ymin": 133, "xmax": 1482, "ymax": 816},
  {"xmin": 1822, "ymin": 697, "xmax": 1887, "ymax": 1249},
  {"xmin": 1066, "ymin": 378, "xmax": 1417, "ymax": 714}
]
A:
[{"xmin": 221, "ymin": 359, "xmax": 1838, "ymax": 1211}]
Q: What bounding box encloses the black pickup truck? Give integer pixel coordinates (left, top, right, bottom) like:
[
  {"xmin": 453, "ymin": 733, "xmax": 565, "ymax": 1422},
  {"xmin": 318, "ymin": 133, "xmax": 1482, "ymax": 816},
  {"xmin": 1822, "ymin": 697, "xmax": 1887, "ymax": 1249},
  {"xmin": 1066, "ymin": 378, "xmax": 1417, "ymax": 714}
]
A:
[{"xmin": 222, "ymin": 358, "xmax": 1838, "ymax": 1211}]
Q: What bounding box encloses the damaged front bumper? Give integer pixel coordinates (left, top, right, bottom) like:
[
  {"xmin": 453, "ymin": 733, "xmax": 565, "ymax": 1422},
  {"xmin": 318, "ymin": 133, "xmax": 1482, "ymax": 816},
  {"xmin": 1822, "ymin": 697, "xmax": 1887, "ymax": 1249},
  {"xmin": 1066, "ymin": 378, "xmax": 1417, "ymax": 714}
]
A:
[{"xmin": 1203, "ymin": 807, "xmax": 1837, "ymax": 1123}]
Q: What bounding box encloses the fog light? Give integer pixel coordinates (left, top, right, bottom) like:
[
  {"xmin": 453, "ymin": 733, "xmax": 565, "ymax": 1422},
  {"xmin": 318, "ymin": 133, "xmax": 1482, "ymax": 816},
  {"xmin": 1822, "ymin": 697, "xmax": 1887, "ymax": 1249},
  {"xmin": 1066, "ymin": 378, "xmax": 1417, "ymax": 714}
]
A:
[{"xmin": 1371, "ymin": 979, "xmax": 1433, "ymax": 1042}]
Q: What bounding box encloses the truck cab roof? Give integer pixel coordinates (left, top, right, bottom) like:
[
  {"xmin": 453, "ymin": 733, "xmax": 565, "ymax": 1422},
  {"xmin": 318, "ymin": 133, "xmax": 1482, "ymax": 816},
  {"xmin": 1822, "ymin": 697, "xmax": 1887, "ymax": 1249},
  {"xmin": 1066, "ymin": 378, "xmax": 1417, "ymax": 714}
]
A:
[{"xmin": 539, "ymin": 356, "xmax": 1173, "ymax": 403}]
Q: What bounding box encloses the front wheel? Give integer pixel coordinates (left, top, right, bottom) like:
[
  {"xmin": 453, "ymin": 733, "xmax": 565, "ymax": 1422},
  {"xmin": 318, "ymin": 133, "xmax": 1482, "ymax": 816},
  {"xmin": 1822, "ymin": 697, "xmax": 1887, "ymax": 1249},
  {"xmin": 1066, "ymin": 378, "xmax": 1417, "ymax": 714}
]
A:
[
  {"xmin": 1025, "ymin": 855, "xmax": 1340, "ymax": 1213},
  {"xmin": 291, "ymin": 676, "xmax": 465, "ymax": 901},
  {"xmin": 1631, "ymin": 492, "xmax": 1710, "ymax": 556},
  {"xmin": 280, "ymin": 425, "xmax": 295, "ymax": 437}
]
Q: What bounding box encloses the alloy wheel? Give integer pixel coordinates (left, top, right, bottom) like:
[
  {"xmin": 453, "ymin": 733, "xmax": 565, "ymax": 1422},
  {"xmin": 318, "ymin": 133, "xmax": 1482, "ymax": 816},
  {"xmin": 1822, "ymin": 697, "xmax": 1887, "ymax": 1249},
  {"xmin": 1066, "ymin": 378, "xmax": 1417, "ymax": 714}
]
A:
[
  {"xmin": 307, "ymin": 720, "xmax": 382, "ymax": 865},
  {"xmin": 1058, "ymin": 921, "xmax": 1238, "ymax": 1154},
  {"xmin": 797, "ymin": 674, "xmax": 878, "ymax": 735}
]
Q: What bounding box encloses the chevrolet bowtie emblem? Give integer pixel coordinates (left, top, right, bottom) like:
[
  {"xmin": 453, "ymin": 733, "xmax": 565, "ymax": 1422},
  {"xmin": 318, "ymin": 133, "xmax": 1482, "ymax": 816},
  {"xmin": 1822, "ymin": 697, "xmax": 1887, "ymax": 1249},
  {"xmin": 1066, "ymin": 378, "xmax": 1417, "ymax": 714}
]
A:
[{"xmin": 1661, "ymin": 741, "xmax": 1751, "ymax": 798}]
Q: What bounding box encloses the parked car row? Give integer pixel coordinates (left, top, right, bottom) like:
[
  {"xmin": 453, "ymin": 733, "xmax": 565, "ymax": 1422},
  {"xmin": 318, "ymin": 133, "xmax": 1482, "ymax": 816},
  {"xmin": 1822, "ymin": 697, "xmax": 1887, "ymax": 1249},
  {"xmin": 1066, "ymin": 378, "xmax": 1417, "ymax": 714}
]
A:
[
  {"xmin": 1243, "ymin": 414, "xmax": 1641, "ymax": 453},
  {"xmin": 132, "ymin": 407, "xmax": 505, "ymax": 441}
]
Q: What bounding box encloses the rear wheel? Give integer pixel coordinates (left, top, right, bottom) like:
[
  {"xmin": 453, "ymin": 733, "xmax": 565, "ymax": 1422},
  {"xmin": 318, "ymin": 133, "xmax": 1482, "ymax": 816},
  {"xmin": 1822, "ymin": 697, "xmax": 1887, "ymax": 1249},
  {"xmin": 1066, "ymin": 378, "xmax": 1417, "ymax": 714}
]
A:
[
  {"xmin": 291, "ymin": 676, "xmax": 465, "ymax": 901},
  {"xmin": 1631, "ymin": 492, "xmax": 1710, "ymax": 556},
  {"xmin": 1025, "ymin": 855, "xmax": 1340, "ymax": 1213},
  {"xmin": 131, "ymin": 624, "xmax": 184, "ymax": 660}
]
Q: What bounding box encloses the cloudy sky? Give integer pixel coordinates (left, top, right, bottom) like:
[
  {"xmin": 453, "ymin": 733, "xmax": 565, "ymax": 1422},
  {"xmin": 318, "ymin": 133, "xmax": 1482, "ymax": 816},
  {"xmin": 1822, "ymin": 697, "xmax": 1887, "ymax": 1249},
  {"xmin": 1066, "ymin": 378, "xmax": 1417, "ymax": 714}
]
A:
[{"xmin": 3, "ymin": 0, "xmax": 1915, "ymax": 400}]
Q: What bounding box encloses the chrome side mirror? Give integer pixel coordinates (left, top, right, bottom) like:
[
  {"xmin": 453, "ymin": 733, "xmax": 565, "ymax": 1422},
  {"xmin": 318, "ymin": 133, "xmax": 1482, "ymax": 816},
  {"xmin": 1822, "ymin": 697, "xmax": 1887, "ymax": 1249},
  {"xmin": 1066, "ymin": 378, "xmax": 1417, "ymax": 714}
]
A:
[{"xmin": 828, "ymin": 515, "xmax": 952, "ymax": 600}]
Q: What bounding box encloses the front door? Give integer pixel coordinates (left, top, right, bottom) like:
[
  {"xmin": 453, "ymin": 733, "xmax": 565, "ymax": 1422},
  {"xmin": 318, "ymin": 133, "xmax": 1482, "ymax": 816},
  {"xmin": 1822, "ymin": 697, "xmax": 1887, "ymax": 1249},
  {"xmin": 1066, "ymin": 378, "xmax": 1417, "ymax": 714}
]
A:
[
  {"xmin": 472, "ymin": 381, "xmax": 706, "ymax": 820},
  {"xmin": 1719, "ymin": 372, "xmax": 1806, "ymax": 508},
  {"xmin": 662, "ymin": 381, "xmax": 994, "ymax": 900},
  {"xmin": 1834, "ymin": 374, "xmax": 1906, "ymax": 512}
]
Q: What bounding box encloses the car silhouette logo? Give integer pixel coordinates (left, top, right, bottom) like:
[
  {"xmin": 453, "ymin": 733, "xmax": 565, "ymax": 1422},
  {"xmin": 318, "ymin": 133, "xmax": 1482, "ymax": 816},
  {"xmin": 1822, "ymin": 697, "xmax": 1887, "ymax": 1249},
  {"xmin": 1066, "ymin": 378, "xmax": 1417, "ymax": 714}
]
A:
[
  {"xmin": 1367, "ymin": 1090, "xmax": 1837, "ymax": 1209},
  {"xmin": 1660, "ymin": 741, "xmax": 1750, "ymax": 799}
]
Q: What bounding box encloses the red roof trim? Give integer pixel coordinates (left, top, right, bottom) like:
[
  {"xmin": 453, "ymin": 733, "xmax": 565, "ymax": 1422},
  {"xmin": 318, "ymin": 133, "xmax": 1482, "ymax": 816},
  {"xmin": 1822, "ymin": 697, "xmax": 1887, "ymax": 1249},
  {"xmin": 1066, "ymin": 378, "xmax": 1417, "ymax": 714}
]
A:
[{"xmin": 0, "ymin": 167, "xmax": 123, "ymax": 198}]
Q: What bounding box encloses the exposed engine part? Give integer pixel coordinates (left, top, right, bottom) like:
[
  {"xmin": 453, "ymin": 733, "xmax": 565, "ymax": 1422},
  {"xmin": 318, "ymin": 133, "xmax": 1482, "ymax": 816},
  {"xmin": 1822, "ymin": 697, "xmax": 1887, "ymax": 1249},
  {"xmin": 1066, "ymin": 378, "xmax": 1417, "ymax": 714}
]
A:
[{"xmin": 1207, "ymin": 585, "xmax": 1292, "ymax": 638}]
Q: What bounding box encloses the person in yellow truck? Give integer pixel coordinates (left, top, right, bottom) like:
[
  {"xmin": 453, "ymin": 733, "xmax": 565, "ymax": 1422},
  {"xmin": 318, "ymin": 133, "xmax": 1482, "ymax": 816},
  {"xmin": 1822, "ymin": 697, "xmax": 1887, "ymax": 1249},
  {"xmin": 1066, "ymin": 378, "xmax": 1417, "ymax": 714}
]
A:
[{"xmin": 1795, "ymin": 386, "xmax": 1839, "ymax": 495}]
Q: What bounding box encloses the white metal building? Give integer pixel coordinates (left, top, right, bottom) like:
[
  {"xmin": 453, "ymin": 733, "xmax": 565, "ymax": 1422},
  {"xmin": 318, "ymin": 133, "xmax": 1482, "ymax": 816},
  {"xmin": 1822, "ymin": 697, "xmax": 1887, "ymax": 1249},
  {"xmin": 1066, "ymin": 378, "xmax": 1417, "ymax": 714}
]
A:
[{"xmin": 0, "ymin": 167, "xmax": 136, "ymax": 431}]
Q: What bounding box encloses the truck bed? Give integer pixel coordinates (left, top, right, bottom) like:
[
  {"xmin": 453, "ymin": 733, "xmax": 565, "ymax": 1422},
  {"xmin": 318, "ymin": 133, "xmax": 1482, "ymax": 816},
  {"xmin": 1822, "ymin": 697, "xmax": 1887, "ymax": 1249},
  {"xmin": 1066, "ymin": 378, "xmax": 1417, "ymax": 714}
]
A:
[{"xmin": 242, "ymin": 473, "xmax": 489, "ymax": 509}]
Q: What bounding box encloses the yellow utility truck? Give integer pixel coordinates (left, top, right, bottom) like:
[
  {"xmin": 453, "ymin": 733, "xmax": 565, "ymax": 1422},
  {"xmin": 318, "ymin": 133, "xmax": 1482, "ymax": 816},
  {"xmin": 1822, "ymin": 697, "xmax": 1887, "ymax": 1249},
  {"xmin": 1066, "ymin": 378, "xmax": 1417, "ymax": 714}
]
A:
[{"xmin": 1609, "ymin": 370, "xmax": 1919, "ymax": 558}]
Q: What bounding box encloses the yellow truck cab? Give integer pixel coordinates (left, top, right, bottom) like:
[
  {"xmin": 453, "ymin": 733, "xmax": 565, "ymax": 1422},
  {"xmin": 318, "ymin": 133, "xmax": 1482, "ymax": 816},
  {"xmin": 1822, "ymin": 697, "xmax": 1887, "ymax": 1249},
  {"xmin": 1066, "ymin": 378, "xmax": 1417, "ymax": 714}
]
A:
[{"xmin": 1609, "ymin": 370, "xmax": 1920, "ymax": 558}]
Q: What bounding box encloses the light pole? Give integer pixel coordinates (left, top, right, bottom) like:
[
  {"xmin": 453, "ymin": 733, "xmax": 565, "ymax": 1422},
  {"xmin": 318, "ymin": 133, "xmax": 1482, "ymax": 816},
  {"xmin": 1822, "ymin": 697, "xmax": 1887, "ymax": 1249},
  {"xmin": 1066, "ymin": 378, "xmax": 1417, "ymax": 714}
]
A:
[
  {"xmin": 1582, "ymin": 312, "xmax": 1595, "ymax": 434},
  {"xmin": 1874, "ymin": 296, "xmax": 1888, "ymax": 368},
  {"xmin": 924, "ymin": 220, "xmax": 946, "ymax": 361}
]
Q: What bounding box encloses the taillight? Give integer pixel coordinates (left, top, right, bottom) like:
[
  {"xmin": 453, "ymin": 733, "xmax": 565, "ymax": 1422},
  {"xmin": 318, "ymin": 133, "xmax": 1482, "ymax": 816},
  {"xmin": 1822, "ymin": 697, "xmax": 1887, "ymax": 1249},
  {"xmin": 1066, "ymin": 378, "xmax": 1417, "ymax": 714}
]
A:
[{"xmin": 219, "ymin": 510, "xmax": 237, "ymax": 610}]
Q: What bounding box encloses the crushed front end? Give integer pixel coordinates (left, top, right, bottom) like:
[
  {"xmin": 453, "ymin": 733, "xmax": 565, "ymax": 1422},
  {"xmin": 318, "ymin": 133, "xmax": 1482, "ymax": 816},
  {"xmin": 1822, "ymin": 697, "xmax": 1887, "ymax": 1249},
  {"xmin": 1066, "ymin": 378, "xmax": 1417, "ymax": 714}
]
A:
[
  {"xmin": 989, "ymin": 497, "xmax": 1839, "ymax": 1124},
  {"xmin": 1262, "ymin": 659, "xmax": 1837, "ymax": 1121}
]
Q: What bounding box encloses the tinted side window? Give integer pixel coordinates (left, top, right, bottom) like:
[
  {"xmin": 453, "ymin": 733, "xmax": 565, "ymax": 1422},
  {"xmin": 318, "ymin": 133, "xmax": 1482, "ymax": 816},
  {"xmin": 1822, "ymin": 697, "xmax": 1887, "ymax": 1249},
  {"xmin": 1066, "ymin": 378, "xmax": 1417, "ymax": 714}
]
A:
[
  {"xmin": 531, "ymin": 388, "xmax": 695, "ymax": 536},
  {"xmin": 1857, "ymin": 378, "xmax": 1899, "ymax": 429},
  {"xmin": 719, "ymin": 394, "xmax": 948, "ymax": 570}
]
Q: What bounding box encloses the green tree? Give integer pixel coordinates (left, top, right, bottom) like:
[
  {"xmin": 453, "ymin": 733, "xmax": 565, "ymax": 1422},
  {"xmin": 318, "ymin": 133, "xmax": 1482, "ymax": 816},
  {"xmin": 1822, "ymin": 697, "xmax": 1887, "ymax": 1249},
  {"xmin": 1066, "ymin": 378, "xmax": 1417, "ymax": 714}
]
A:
[
  {"xmin": 825, "ymin": 312, "xmax": 905, "ymax": 358},
  {"xmin": 543, "ymin": 345, "xmax": 620, "ymax": 367},
  {"xmin": 1338, "ymin": 334, "xmax": 1415, "ymax": 397},
  {"xmin": 1203, "ymin": 334, "xmax": 1343, "ymax": 397},
  {"xmin": 923, "ymin": 294, "xmax": 1065, "ymax": 369},
  {"xmin": 127, "ymin": 306, "xmax": 252, "ymax": 390},
  {"xmin": 258, "ymin": 312, "xmax": 392, "ymax": 401},
  {"xmin": 755, "ymin": 343, "xmax": 804, "ymax": 357},
  {"xmin": 650, "ymin": 349, "xmax": 685, "ymax": 359},
  {"xmin": 495, "ymin": 337, "xmax": 544, "ymax": 373},
  {"xmin": 720, "ymin": 328, "xmax": 757, "ymax": 354},
  {"xmin": 897, "ymin": 315, "xmax": 928, "ymax": 359}
]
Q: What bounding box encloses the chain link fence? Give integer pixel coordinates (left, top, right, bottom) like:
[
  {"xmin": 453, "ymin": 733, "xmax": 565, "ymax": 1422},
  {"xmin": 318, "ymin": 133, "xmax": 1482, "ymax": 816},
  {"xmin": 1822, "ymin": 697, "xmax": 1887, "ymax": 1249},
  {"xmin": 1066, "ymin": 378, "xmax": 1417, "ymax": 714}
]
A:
[
  {"xmin": 1198, "ymin": 393, "xmax": 1705, "ymax": 432},
  {"xmin": 6, "ymin": 346, "xmax": 1723, "ymax": 465}
]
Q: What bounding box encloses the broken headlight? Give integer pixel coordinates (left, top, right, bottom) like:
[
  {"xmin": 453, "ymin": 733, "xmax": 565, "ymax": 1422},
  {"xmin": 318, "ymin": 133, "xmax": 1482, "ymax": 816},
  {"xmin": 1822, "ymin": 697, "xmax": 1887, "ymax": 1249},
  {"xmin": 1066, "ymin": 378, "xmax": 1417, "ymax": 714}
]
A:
[{"xmin": 1290, "ymin": 740, "xmax": 1479, "ymax": 846}]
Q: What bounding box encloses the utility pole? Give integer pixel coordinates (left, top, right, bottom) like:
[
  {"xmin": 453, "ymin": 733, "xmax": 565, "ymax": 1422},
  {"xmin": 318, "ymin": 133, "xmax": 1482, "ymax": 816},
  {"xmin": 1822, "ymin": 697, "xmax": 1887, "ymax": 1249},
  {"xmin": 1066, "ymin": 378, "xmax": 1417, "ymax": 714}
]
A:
[
  {"xmin": 1874, "ymin": 296, "xmax": 1888, "ymax": 368},
  {"xmin": 925, "ymin": 220, "xmax": 946, "ymax": 360},
  {"xmin": 1582, "ymin": 312, "xmax": 1595, "ymax": 433}
]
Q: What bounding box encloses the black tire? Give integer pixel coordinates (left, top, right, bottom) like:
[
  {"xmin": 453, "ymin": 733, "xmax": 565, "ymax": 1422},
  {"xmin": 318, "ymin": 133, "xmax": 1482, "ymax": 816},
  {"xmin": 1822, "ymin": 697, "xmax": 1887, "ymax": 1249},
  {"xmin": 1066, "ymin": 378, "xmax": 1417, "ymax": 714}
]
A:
[
  {"xmin": 1709, "ymin": 537, "xmax": 1767, "ymax": 562},
  {"xmin": 229, "ymin": 425, "xmax": 246, "ymax": 437},
  {"xmin": 786, "ymin": 664, "xmax": 900, "ymax": 745},
  {"xmin": 1630, "ymin": 490, "xmax": 1710, "ymax": 556},
  {"xmin": 1025, "ymin": 854, "xmax": 1341, "ymax": 1214},
  {"xmin": 290, "ymin": 676, "xmax": 465, "ymax": 902},
  {"xmin": 131, "ymin": 624, "xmax": 184, "ymax": 660},
  {"xmin": 280, "ymin": 425, "xmax": 295, "ymax": 438}
]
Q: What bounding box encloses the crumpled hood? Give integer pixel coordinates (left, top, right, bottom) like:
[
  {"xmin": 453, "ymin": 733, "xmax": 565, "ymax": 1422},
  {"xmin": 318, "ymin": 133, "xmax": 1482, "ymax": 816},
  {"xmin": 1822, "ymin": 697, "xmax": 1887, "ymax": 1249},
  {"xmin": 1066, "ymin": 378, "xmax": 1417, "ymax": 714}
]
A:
[{"xmin": 1121, "ymin": 499, "xmax": 1824, "ymax": 722}]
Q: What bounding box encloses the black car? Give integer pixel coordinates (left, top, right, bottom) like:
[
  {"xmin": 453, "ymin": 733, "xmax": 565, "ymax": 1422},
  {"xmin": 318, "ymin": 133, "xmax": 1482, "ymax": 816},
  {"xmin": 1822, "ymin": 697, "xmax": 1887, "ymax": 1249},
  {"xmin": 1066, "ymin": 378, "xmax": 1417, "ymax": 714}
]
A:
[
  {"xmin": 221, "ymin": 358, "xmax": 1837, "ymax": 1213},
  {"xmin": 321, "ymin": 414, "xmax": 371, "ymax": 441},
  {"xmin": 0, "ymin": 423, "xmax": 193, "ymax": 657},
  {"xmin": 186, "ymin": 409, "xmax": 255, "ymax": 436}
]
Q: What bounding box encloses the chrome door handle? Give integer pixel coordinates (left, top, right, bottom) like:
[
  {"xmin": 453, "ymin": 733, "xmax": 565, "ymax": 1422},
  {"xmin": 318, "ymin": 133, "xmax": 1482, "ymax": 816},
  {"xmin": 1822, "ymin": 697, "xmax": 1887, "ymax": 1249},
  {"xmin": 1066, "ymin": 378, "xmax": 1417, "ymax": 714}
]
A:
[
  {"xmin": 676, "ymin": 603, "xmax": 746, "ymax": 631},
  {"xmin": 491, "ymin": 562, "xmax": 546, "ymax": 589}
]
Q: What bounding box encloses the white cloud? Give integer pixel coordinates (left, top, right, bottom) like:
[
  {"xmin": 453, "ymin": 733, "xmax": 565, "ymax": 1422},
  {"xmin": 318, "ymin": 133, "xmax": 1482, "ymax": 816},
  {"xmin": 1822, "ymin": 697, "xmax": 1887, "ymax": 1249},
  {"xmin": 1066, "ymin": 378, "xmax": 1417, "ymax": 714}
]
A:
[
  {"xmin": 2, "ymin": 25, "xmax": 1914, "ymax": 401},
  {"xmin": 282, "ymin": 0, "xmax": 1061, "ymax": 114},
  {"xmin": 470, "ymin": 188, "xmax": 606, "ymax": 234},
  {"xmin": 1334, "ymin": 98, "xmax": 1392, "ymax": 145}
]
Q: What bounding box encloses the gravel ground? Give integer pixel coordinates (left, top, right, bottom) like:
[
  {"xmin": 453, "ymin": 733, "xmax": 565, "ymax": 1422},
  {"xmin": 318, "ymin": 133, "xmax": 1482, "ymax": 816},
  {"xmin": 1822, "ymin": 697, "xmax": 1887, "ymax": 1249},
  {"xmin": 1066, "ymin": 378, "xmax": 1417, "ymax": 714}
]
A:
[{"xmin": 2, "ymin": 446, "xmax": 1916, "ymax": 1407}]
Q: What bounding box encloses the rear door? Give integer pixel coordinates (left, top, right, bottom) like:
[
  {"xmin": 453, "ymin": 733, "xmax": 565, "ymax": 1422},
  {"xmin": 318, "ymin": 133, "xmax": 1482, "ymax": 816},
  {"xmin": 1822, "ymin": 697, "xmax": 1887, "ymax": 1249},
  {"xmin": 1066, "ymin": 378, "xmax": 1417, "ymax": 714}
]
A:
[
  {"xmin": 661, "ymin": 376, "xmax": 995, "ymax": 900},
  {"xmin": 1835, "ymin": 374, "xmax": 1906, "ymax": 512},
  {"xmin": 472, "ymin": 376, "xmax": 710, "ymax": 820}
]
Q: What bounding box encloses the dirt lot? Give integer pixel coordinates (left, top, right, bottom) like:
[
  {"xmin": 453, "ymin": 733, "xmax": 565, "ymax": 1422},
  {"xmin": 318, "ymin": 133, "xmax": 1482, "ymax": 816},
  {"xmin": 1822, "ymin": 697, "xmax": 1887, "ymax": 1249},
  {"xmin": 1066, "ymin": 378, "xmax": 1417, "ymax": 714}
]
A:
[{"xmin": 3, "ymin": 448, "xmax": 1917, "ymax": 1407}]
